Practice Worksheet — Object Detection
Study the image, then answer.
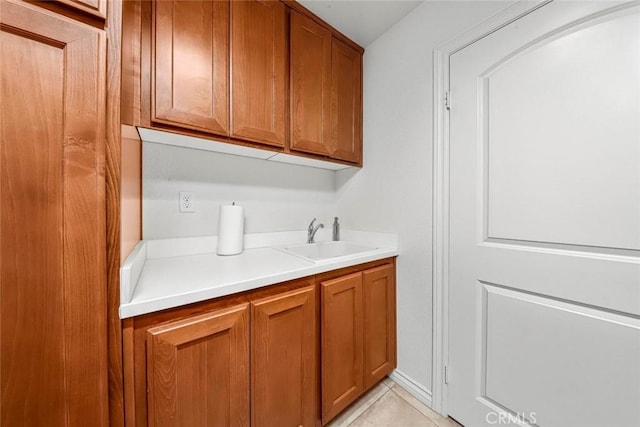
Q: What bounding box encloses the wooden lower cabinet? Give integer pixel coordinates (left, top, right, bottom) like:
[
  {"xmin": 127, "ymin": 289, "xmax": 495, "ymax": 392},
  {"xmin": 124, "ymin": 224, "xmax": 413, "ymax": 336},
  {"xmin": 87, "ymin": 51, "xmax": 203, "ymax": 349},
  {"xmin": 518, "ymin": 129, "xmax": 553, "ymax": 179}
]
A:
[
  {"xmin": 321, "ymin": 273, "xmax": 364, "ymax": 422},
  {"xmin": 127, "ymin": 278, "xmax": 319, "ymax": 426},
  {"xmin": 125, "ymin": 260, "xmax": 395, "ymax": 426},
  {"xmin": 252, "ymin": 286, "xmax": 317, "ymax": 427},
  {"xmin": 363, "ymin": 265, "xmax": 397, "ymax": 389},
  {"xmin": 320, "ymin": 262, "xmax": 397, "ymax": 424},
  {"xmin": 146, "ymin": 304, "xmax": 250, "ymax": 426},
  {"xmin": 1, "ymin": 2, "xmax": 109, "ymax": 425}
]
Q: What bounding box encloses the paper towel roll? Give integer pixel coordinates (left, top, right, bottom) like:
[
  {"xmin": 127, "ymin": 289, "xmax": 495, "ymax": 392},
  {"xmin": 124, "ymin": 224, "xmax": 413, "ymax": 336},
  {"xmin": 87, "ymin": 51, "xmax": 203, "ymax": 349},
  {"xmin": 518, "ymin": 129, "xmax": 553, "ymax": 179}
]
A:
[{"xmin": 217, "ymin": 204, "xmax": 244, "ymax": 256}]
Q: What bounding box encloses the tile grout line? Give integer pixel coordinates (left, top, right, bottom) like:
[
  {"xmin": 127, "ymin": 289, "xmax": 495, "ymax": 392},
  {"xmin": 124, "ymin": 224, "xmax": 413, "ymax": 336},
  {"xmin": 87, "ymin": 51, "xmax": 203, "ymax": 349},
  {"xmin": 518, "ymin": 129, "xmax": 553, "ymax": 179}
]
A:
[
  {"xmin": 389, "ymin": 384, "xmax": 458, "ymax": 427},
  {"xmin": 344, "ymin": 385, "xmax": 392, "ymax": 427}
]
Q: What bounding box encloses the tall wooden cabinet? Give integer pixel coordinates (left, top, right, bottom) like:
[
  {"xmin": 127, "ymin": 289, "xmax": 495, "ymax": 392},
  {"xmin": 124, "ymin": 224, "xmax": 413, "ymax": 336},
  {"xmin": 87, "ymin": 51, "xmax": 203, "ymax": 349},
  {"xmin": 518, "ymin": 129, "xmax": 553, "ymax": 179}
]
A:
[
  {"xmin": 1, "ymin": 1, "xmax": 109, "ymax": 425},
  {"xmin": 320, "ymin": 262, "xmax": 396, "ymax": 424}
]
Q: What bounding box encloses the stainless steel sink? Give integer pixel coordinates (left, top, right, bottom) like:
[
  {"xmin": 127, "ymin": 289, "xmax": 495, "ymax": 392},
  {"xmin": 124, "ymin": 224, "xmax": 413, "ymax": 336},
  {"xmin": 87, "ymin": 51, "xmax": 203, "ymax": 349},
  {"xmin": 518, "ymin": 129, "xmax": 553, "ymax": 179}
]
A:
[{"xmin": 279, "ymin": 241, "xmax": 378, "ymax": 262}]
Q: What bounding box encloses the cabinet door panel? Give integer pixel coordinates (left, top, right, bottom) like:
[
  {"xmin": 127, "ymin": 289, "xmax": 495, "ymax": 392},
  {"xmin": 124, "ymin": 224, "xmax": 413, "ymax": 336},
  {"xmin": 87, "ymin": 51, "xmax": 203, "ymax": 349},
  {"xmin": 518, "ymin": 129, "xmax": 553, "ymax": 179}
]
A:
[
  {"xmin": 146, "ymin": 304, "xmax": 249, "ymax": 427},
  {"xmin": 55, "ymin": 0, "xmax": 106, "ymax": 18},
  {"xmin": 153, "ymin": 0, "xmax": 229, "ymax": 135},
  {"xmin": 331, "ymin": 38, "xmax": 362, "ymax": 163},
  {"xmin": 290, "ymin": 11, "xmax": 331, "ymax": 155},
  {"xmin": 252, "ymin": 285, "xmax": 317, "ymax": 427},
  {"xmin": 363, "ymin": 264, "xmax": 397, "ymax": 389},
  {"xmin": 231, "ymin": 0, "xmax": 286, "ymax": 146},
  {"xmin": 1, "ymin": 2, "xmax": 107, "ymax": 425},
  {"xmin": 321, "ymin": 273, "xmax": 364, "ymax": 422}
]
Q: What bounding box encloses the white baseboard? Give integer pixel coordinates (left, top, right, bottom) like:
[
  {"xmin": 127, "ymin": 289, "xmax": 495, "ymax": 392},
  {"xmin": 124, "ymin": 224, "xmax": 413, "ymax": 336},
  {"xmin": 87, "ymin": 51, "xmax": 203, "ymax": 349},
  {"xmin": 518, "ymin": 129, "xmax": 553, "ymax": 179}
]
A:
[{"xmin": 389, "ymin": 369, "xmax": 433, "ymax": 408}]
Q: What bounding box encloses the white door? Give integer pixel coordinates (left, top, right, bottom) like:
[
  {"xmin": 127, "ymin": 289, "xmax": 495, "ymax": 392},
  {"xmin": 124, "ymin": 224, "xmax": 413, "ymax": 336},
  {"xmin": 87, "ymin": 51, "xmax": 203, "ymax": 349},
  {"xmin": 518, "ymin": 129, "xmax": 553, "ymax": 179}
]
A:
[{"xmin": 448, "ymin": 1, "xmax": 640, "ymax": 426}]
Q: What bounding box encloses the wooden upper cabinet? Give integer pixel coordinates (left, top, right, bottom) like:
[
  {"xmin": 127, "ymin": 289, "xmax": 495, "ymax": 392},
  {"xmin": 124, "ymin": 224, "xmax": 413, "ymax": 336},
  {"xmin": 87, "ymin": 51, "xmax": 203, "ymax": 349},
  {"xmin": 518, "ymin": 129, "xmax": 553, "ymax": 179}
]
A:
[
  {"xmin": 1, "ymin": 1, "xmax": 108, "ymax": 425},
  {"xmin": 331, "ymin": 38, "xmax": 362, "ymax": 164},
  {"xmin": 251, "ymin": 285, "xmax": 318, "ymax": 427},
  {"xmin": 290, "ymin": 10, "xmax": 332, "ymax": 156},
  {"xmin": 321, "ymin": 272, "xmax": 364, "ymax": 423},
  {"xmin": 231, "ymin": 0, "xmax": 286, "ymax": 147},
  {"xmin": 363, "ymin": 264, "xmax": 397, "ymax": 389},
  {"xmin": 152, "ymin": 0, "xmax": 229, "ymax": 135},
  {"xmin": 146, "ymin": 304, "xmax": 250, "ymax": 426},
  {"xmin": 55, "ymin": 0, "xmax": 106, "ymax": 18}
]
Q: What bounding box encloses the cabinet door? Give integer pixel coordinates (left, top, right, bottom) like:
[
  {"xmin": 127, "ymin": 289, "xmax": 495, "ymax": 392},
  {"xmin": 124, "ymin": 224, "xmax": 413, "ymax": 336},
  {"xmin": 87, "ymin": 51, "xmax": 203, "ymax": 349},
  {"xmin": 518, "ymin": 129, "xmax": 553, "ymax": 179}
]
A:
[
  {"xmin": 231, "ymin": 0, "xmax": 286, "ymax": 147},
  {"xmin": 321, "ymin": 273, "xmax": 364, "ymax": 422},
  {"xmin": 55, "ymin": 0, "xmax": 106, "ymax": 18},
  {"xmin": 1, "ymin": 2, "xmax": 107, "ymax": 426},
  {"xmin": 252, "ymin": 285, "xmax": 318, "ymax": 427},
  {"xmin": 153, "ymin": 0, "xmax": 229, "ymax": 135},
  {"xmin": 290, "ymin": 11, "xmax": 332, "ymax": 155},
  {"xmin": 363, "ymin": 264, "xmax": 397, "ymax": 389},
  {"xmin": 331, "ymin": 38, "xmax": 362, "ymax": 164},
  {"xmin": 146, "ymin": 304, "xmax": 249, "ymax": 427}
]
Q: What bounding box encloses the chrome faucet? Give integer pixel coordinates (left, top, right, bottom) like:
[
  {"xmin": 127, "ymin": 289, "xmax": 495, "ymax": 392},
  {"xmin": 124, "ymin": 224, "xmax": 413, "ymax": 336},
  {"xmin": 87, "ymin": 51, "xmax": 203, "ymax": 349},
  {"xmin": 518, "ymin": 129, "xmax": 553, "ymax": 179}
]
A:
[{"xmin": 307, "ymin": 218, "xmax": 324, "ymax": 244}]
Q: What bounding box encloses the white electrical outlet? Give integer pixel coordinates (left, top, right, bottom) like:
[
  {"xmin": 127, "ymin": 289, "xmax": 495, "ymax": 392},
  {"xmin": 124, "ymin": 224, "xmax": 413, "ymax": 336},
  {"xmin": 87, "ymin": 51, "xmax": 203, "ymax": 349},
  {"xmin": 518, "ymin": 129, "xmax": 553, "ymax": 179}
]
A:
[{"xmin": 179, "ymin": 192, "xmax": 195, "ymax": 213}]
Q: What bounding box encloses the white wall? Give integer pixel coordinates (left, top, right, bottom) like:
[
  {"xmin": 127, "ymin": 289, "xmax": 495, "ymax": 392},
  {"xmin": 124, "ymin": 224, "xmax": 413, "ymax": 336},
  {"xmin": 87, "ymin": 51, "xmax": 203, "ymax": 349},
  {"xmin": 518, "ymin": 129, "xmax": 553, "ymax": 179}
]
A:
[
  {"xmin": 143, "ymin": 142, "xmax": 338, "ymax": 239},
  {"xmin": 336, "ymin": 0, "xmax": 512, "ymax": 394}
]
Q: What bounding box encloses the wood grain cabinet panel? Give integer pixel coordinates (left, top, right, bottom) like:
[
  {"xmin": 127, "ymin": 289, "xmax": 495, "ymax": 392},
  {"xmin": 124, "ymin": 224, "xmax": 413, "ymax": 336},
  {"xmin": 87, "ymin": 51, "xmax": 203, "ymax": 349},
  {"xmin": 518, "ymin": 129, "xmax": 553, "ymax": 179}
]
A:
[
  {"xmin": 231, "ymin": 0, "xmax": 286, "ymax": 147},
  {"xmin": 146, "ymin": 304, "xmax": 250, "ymax": 427},
  {"xmin": 321, "ymin": 273, "xmax": 364, "ymax": 422},
  {"xmin": 1, "ymin": 1, "xmax": 108, "ymax": 425},
  {"xmin": 320, "ymin": 261, "xmax": 396, "ymax": 423},
  {"xmin": 55, "ymin": 0, "xmax": 106, "ymax": 18},
  {"xmin": 152, "ymin": 0, "xmax": 229, "ymax": 135},
  {"xmin": 251, "ymin": 286, "xmax": 318, "ymax": 427},
  {"xmin": 331, "ymin": 38, "xmax": 362, "ymax": 163},
  {"xmin": 363, "ymin": 264, "xmax": 397, "ymax": 389},
  {"xmin": 290, "ymin": 10, "xmax": 332, "ymax": 156}
]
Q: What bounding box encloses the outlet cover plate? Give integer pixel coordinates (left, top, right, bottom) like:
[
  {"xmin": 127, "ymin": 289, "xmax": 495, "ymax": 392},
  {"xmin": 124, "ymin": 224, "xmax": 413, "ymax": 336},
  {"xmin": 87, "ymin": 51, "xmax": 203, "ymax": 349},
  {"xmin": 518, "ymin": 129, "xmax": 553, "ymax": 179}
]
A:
[{"xmin": 179, "ymin": 191, "xmax": 195, "ymax": 213}]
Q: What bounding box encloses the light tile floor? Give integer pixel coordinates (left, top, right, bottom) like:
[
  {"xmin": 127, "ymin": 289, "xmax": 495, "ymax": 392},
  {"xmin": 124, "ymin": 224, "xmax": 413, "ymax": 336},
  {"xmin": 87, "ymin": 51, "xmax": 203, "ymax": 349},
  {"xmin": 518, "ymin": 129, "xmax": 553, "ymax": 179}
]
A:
[{"xmin": 327, "ymin": 377, "xmax": 462, "ymax": 427}]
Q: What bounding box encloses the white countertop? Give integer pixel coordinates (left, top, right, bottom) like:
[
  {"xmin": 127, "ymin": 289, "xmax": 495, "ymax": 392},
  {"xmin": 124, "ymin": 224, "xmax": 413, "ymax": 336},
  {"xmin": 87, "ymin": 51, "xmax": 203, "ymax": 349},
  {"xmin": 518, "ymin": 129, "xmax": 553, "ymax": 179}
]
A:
[{"xmin": 120, "ymin": 230, "xmax": 398, "ymax": 318}]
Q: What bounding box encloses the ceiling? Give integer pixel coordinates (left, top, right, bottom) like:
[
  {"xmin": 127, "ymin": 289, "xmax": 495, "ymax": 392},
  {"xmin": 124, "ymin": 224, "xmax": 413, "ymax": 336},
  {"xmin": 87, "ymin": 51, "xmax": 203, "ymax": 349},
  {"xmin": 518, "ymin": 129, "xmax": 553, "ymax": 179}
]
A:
[{"xmin": 297, "ymin": 0, "xmax": 424, "ymax": 47}]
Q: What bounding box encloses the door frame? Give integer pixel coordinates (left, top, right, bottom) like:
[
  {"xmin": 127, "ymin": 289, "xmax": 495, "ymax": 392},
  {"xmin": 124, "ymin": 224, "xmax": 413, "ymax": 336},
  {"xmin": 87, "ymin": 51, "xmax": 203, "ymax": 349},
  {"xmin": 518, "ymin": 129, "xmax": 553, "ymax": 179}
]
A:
[{"xmin": 430, "ymin": 0, "xmax": 552, "ymax": 416}]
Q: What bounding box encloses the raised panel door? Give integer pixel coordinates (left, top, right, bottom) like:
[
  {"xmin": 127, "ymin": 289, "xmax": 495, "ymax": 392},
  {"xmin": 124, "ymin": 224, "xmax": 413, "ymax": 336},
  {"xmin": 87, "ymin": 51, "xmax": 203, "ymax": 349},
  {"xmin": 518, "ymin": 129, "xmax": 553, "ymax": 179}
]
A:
[
  {"xmin": 1, "ymin": 1, "xmax": 107, "ymax": 425},
  {"xmin": 321, "ymin": 272, "xmax": 364, "ymax": 423},
  {"xmin": 152, "ymin": 0, "xmax": 229, "ymax": 135},
  {"xmin": 449, "ymin": 3, "xmax": 640, "ymax": 426},
  {"xmin": 363, "ymin": 264, "xmax": 397, "ymax": 389},
  {"xmin": 231, "ymin": 0, "xmax": 286, "ymax": 147},
  {"xmin": 290, "ymin": 10, "xmax": 332, "ymax": 156},
  {"xmin": 146, "ymin": 304, "xmax": 250, "ymax": 426},
  {"xmin": 55, "ymin": 0, "xmax": 106, "ymax": 18},
  {"xmin": 251, "ymin": 285, "xmax": 318, "ymax": 427},
  {"xmin": 331, "ymin": 38, "xmax": 362, "ymax": 164}
]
